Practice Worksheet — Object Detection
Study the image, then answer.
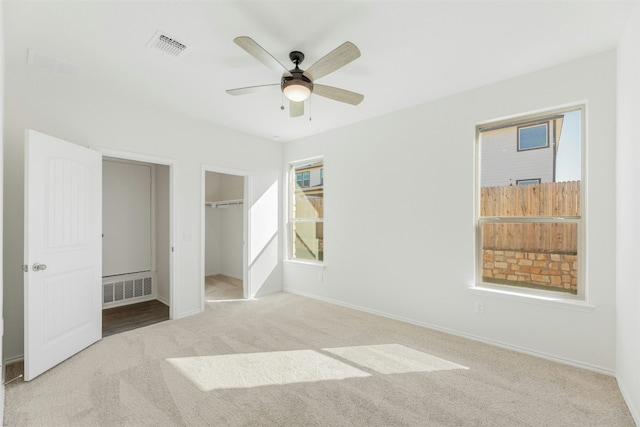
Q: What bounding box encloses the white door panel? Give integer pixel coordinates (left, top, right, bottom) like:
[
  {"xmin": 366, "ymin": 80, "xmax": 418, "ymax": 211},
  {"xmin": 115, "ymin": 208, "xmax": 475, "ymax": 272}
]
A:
[{"xmin": 24, "ymin": 129, "xmax": 102, "ymax": 381}]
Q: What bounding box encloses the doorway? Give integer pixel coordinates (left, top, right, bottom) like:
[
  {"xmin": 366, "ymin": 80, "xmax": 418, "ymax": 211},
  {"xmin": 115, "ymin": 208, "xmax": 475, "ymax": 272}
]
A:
[
  {"xmin": 203, "ymin": 169, "xmax": 248, "ymax": 304},
  {"xmin": 23, "ymin": 130, "xmax": 177, "ymax": 381},
  {"xmin": 101, "ymin": 156, "xmax": 173, "ymax": 335}
]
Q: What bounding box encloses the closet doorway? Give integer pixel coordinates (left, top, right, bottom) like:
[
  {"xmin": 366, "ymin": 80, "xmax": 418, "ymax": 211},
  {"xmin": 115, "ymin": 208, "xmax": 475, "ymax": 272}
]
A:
[
  {"xmin": 101, "ymin": 156, "xmax": 173, "ymax": 336},
  {"xmin": 203, "ymin": 169, "xmax": 247, "ymax": 304}
]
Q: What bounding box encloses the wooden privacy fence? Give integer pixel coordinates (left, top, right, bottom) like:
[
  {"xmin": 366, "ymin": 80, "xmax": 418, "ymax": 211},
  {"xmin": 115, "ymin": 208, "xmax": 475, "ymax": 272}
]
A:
[
  {"xmin": 481, "ymin": 181, "xmax": 580, "ymax": 217},
  {"xmin": 482, "ymin": 222, "xmax": 577, "ymax": 254},
  {"xmin": 294, "ymin": 193, "xmax": 324, "ymax": 218},
  {"xmin": 481, "ymin": 181, "xmax": 580, "ymax": 254}
]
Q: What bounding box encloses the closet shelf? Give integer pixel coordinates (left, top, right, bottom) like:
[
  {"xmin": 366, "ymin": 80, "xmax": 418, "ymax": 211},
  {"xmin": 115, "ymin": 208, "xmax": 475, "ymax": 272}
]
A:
[{"xmin": 205, "ymin": 199, "xmax": 243, "ymax": 208}]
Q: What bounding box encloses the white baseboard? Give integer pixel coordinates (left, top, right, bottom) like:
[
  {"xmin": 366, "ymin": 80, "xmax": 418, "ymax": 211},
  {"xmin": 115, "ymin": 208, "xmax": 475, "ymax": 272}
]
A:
[
  {"xmin": 156, "ymin": 295, "xmax": 170, "ymax": 306},
  {"xmin": 617, "ymin": 377, "xmax": 640, "ymax": 425},
  {"xmin": 284, "ymin": 288, "xmax": 616, "ymax": 376},
  {"xmin": 219, "ymin": 272, "xmax": 243, "ymax": 281},
  {"xmin": 254, "ymin": 287, "xmax": 281, "ymax": 298},
  {"xmin": 2, "ymin": 355, "xmax": 23, "ymax": 366},
  {"xmin": 173, "ymin": 308, "xmax": 202, "ymax": 320}
]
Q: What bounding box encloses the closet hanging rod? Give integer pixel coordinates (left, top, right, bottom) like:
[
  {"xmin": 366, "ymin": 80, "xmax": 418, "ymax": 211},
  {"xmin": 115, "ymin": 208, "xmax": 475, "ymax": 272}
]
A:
[{"xmin": 205, "ymin": 199, "xmax": 243, "ymax": 208}]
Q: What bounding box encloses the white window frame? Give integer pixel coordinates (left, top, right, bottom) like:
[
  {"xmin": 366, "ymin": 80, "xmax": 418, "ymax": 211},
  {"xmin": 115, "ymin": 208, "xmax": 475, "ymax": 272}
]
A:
[
  {"xmin": 288, "ymin": 157, "xmax": 324, "ymax": 264},
  {"xmin": 475, "ymin": 105, "xmax": 585, "ymax": 301}
]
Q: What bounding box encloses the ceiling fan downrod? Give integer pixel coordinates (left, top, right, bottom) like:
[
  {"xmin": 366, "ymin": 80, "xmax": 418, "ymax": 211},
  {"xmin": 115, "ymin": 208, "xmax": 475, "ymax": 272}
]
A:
[{"xmin": 282, "ymin": 50, "xmax": 313, "ymax": 102}]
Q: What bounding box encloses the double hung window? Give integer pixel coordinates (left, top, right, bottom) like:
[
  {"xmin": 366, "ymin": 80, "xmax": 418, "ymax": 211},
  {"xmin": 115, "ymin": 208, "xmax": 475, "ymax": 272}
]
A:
[
  {"xmin": 477, "ymin": 106, "xmax": 584, "ymax": 297},
  {"xmin": 289, "ymin": 159, "xmax": 324, "ymax": 262}
]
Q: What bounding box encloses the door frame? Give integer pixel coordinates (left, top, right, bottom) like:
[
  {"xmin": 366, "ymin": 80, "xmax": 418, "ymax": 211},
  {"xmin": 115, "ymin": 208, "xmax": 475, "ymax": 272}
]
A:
[
  {"xmin": 201, "ymin": 165, "xmax": 250, "ymax": 307},
  {"xmin": 100, "ymin": 148, "xmax": 177, "ymax": 320}
]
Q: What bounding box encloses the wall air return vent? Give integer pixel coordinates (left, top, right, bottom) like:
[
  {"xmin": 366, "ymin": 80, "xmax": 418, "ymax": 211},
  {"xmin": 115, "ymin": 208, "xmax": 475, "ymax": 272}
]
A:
[
  {"xmin": 102, "ymin": 273, "xmax": 154, "ymax": 307},
  {"xmin": 147, "ymin": 31, "xmax": 188, "ymax": 57}
]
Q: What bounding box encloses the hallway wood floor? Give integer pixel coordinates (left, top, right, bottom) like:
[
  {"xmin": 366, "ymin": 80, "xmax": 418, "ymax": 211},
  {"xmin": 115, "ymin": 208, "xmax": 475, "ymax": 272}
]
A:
[
  {"xmin": 102, "ymin": 274, "xmax": 242, "ymax": 337},
  {"xmin": 102, "ymin": 299, "xmax": 169, "ymax": 337}
]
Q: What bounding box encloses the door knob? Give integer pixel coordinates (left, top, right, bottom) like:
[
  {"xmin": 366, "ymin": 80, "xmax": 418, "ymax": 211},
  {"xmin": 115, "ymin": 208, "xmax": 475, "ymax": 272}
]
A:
[{"xmin": 32, "ymin": 263, "xmax": 47, "ymax": 272}]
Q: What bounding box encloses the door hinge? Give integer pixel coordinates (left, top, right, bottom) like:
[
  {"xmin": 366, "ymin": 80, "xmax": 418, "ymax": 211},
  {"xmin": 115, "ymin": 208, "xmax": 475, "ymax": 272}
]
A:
[{"xmin": 21, "ymin": 265, "xmax": 28, "ymax": 273}]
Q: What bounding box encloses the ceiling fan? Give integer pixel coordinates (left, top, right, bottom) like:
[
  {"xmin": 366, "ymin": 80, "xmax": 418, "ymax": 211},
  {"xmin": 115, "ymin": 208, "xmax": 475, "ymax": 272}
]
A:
[{"xmin": 226, "ymin": 36, "xmax": 364, "ymax": 117}]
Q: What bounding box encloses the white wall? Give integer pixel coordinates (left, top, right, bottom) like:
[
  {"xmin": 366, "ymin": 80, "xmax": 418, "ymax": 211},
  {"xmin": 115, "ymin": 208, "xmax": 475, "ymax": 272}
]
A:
[
  {"xmin": 204, "ymin": 208, "xmax": 222, "ymax": 276},
  {"xmin": 616, "ymin": 3, "xmax": 640, "ymax": 423},
  {"xmin": 284, "ymin": 50, "xmax": 618, "ymax": 373},
  {"xmin": 220, "ymin": 206, "xmax": 243, "ymax": 279},
  {"xmin": 3, "ymin": 68, "xmax": 283, "ymax": 361},
  {"xmin": 102, "ymin": 160, "xmax": 152, "ymax": 276},
  {"xmin": 219, "ymin": 174, "xmax": 244, "ymax": 201},
  {"xmin": 205, "ymin": 172, "xmax": 244, "ymax": 201}
]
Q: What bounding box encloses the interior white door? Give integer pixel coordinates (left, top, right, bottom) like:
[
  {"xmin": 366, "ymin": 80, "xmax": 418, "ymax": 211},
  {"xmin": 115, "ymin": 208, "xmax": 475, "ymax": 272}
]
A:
[{"xmin": 24, "ymin": 129, "xmax": 102, "ymax": 381}]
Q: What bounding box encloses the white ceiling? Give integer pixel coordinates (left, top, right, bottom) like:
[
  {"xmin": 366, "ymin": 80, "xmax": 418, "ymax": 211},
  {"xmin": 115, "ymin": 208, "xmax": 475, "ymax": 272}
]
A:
[{"xmin": 4, "ymin": 1, "xmax": 637, "ymax": 142}]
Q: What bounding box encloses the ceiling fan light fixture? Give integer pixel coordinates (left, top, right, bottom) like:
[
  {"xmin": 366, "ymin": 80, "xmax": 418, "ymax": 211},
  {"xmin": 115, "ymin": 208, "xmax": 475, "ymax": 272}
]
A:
[
  {"xmin": 282, "ymin": 80, "xmax": 312, "ymax": 102},
  {"xmin": 227, "ymin": 37, "xmax": 363, "ymax": 117}
]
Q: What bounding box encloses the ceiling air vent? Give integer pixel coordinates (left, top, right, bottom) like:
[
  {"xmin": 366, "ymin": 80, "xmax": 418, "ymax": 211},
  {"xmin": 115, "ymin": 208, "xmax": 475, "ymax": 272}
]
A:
[
  {"xmin": 27, "ymin": 49, "xmax": 82, "ymax": 77},
  {"xmin": 147, "ymin": 31, "xmax": 188, "ymax": 57}
]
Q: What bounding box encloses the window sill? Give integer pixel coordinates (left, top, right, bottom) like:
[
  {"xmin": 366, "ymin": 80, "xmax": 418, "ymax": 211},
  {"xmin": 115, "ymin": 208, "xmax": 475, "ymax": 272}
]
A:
[
  {"xmin": 283, "ymin": 259, "xmax": 325, "ymax": 269},
  {"xmin": 468, "ymin": 285, "xmax": 595, "ymax": 312}
]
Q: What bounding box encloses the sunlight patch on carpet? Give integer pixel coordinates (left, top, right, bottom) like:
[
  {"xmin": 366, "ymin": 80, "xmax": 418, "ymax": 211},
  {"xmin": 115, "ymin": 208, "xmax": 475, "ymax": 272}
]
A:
[
  {"xmin": 323, "ymin": 344, "xmax": 469, "ymax": 374},
  {"xmin": 167, "ymin": 350, "xmax": 370, "ymax": 391}
]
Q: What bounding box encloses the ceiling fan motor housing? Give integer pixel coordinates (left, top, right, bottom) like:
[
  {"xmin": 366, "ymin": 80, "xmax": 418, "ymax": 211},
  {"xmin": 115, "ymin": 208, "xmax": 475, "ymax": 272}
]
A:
[
  {"xmin": 281, "ymin": 69, "xmax": 313, "ymax": 94},
  {"xmin": 282, "ymin": 50, "xmax": 313, "ymax": 99}
]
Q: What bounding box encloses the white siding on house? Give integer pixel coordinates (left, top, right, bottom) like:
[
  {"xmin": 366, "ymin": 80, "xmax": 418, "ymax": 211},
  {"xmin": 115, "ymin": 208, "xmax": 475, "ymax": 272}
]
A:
[
  {"xmin": 309, "ymin": 168, "xmax": 323, "ymax": 188},
  {"xmin": 480, "ymin": 124, "xmax": 555, "ymax": 187}
]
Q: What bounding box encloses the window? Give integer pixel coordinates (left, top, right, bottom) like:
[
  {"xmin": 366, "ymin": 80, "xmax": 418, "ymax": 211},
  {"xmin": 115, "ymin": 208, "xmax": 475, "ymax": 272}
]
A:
[
  {"xmin": 518, "ymin": 123, "xmax": 548, "ymax": 150},
  {"xmin": 289, "ymin": 159, "xmax": 324, "ymax": 262},
  {"xmin": 516, "ymin": 178, "xmax": 541, "ymax": 186},
  {"xmin": 477, "ymin": 107, "xmax": 583, "ymax": 298},
  {"xmin": 296, "ymin": 171, "xmax": 310, "ymax": 188}
]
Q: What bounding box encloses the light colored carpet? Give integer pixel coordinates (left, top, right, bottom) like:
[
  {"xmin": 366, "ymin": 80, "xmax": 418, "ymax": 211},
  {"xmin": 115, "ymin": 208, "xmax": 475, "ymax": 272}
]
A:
[{"xmin": 3, "ymin": 291, "xmax": 635, "ymax": 426}]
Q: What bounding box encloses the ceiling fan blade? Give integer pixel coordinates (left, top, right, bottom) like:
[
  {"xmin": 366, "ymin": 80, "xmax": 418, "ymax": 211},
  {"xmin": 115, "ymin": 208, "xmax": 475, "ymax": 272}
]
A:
[
  {"xmin": 313, "ymin": 84, "xmax": 364, "ymax": 105},
  {"xmin": 290, "ymin": 100, "xmax": 304, "ymax": 117},
  {"xmin": 226, "ymin": 84, "xmax": 280, "ymax": 96},
  {"xmin": 234, "ymin": 36, "xmax": 292, "ymax": 77},
  {"xmin": 303, "ymin": 41, "xmax": 361, "ymax": 81}
]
